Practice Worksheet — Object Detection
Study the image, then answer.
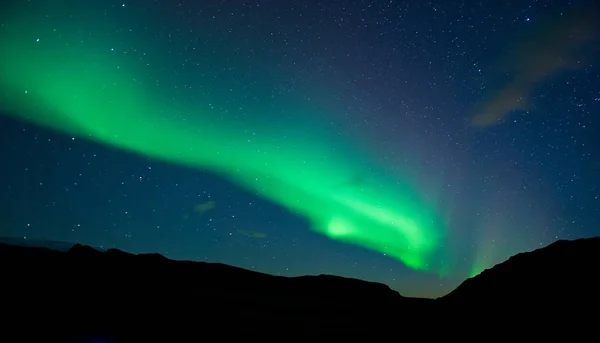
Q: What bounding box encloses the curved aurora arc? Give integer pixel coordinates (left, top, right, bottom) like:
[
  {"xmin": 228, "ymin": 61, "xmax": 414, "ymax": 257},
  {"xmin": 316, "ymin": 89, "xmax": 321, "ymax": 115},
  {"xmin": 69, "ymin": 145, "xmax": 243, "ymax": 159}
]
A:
[{"xmin": 0, "ymin": 8, "xmax": 445, "ymax": 272}]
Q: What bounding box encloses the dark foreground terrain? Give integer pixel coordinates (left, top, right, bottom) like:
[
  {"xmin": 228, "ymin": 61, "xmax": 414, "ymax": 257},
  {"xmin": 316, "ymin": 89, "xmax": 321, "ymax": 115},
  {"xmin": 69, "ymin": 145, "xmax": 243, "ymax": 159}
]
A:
[{"xmin": 1, "ymin": 237, "xmax": 599, "ymax": 341}]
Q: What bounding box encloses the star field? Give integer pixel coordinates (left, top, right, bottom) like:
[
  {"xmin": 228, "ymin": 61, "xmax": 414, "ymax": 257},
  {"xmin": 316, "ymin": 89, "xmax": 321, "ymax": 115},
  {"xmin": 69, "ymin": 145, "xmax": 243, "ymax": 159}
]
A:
[{"xmin": 0, "ymin": 0, "xmax": 599, "ymax": 298}]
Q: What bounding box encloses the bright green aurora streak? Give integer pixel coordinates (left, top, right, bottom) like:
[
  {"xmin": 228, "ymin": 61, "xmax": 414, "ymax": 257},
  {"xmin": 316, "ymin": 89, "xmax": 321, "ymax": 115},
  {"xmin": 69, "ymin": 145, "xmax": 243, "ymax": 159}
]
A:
[{"xmin": 0, "ymin": 5, "xmax": 445, "ymax": 272}]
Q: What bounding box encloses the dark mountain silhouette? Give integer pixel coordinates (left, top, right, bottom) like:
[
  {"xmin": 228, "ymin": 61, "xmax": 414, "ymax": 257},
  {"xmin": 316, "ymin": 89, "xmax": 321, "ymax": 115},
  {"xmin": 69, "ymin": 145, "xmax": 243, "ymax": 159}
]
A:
[
  {"xmin": 1, "ymin": 237, "xmax": 599, "ymax": 341},
  {"xmin": 436, "ymin": 237, "xmax": 600, "ymax": 341},
  {"xmin": 441, "ymin": 237, "xmax": 600, "ymax": 306},
  {"xmin": 437, "ymin": 237, "xmax": 600, "ymax": 337}
]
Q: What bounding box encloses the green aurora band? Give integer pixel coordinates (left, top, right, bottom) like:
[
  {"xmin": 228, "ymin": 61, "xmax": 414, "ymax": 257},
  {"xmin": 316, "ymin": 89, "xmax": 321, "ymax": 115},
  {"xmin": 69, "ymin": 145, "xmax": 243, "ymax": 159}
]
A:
[{"xmin": 0, "ymin": 4, "xmax": 445, "ymax": 271}]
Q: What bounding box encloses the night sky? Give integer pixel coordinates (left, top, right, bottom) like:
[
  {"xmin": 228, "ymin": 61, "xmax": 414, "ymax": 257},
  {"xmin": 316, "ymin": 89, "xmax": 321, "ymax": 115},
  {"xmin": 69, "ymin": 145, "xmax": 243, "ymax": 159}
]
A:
[{"xmin": 1, "ymin": 0, "xmax": 599, "ymax": 298}]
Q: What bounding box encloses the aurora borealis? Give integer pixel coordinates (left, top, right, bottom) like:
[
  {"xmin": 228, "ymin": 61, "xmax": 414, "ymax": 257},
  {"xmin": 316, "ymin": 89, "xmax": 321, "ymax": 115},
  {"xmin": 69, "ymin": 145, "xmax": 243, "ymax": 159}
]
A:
[{"xmin": 1, "ymin": 0, "xmax": 599, "ymax": 298}]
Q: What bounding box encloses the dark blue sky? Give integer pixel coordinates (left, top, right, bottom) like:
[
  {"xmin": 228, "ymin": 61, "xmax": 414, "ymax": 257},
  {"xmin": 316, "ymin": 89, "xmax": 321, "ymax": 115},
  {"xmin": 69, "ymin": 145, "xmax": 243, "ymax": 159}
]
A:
[{"xmin": 1, "ymin": 0, "xmax": 599, "ymax": 298}]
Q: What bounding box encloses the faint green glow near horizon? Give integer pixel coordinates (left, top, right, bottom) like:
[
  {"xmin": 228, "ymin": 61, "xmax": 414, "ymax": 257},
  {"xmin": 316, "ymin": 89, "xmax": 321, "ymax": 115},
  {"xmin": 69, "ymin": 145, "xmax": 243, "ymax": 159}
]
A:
[
  {"xmin": 0, "ymin": 8, "xmax": 446, "ymax": 272},
  {"xmin": 468, "ymin": 266, "xmax": 485, "ymax": 278}
]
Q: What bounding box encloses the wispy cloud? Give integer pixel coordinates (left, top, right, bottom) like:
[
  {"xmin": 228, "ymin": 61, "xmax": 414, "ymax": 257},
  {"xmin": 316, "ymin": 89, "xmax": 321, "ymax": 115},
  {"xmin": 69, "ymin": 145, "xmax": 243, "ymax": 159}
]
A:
[
  {"xmin": 194, "ymin": 201, "xmax": 216, "ymax": 215},
  {"xmin": 472, "ymin": 6, "xmax": 598, "ymax": 127},
  {"xmin": 237, "ymin": 230, "xmax": 266, "ymax": 239}
]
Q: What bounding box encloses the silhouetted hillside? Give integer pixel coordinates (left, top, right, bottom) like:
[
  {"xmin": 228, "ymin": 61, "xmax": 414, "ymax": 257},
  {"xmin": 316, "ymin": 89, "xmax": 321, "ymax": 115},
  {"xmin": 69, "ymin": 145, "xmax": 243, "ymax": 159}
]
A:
[
  {"xmin": 439, "ymin": 237, "xmax": 600, "ymax": 337},
  {"xmin": 2, "ymin": 237, "xmax": 600, "ymax": 341},
  {"xmin": 442, "ymin": 237, "xmax": 600, "ymax": 305},
  {"xmin": 1, "ymin": 241, "xmax": 433, "ymax": 341}
]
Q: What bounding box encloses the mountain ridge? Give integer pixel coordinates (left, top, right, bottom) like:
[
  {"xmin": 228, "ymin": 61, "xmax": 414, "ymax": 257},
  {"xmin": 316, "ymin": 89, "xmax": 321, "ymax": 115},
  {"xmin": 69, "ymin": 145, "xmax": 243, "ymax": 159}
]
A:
[
  {"xmin": 2, "ymin": 235, "xmax": 597, "ymax": 299},
  {"xmin": 441, "ymin": 236, "xmax": 600, "ymax": 305},
  {"xmin": 1, "ymin": 236, "xmax": 599, "ymax": 339}
]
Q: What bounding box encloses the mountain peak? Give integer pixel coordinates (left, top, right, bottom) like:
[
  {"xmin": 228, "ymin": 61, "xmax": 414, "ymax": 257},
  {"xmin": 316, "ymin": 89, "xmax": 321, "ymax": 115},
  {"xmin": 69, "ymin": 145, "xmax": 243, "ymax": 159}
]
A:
[{"xmin": 68, "ymin": 243, "xmax": 101, "ymax": 255}]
